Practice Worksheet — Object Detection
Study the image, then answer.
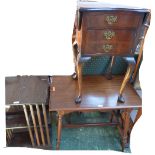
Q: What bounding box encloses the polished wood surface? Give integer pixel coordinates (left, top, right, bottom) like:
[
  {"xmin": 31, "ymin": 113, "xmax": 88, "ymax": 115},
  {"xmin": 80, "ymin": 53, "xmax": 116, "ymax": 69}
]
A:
[
  {"xmin": 5, "ymin": 76, "xmax": 49, "ymax": 105},
  {"xmin": 76, "ymin": 7, "xmax": 149, "ymax": 56},
  {"xmin": 83, "ymin": 11, "xmax": 143, "ymax": 29},
  {"xmin": 49, "ymin": 76, "xmax": 141, "ymax": 111},
  {"xmin": 84, "ymin": 29, "xmax": 135, "ymax": 55},
  {"xmin": 73, "ymin": 2, "xmax": 150, "ymax": 103},
  {"xmin": 49, "ymin": 75, "xmax": 141, "ymax": 150},
  {"xmin": 5, "ymin": 76, "xmax": 51, "ymax": 148}
]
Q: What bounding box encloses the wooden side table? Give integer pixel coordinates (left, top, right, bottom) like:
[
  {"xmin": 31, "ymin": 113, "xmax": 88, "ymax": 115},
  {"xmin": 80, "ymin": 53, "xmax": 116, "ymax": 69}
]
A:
[
  {"xmin": 49, "ymin": 76, "xmax": 142, "ymax": 151},
  {"xmin": 5, "ymin": 76, "xmax": 51, "ymax": 148},
  {"xmin": 5, "ymin": 76, "xmax": 49, "ymax": 105}
]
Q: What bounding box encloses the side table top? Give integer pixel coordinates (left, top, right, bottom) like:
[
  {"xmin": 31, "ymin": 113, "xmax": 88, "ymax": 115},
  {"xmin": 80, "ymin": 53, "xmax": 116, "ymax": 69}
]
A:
[
  {"xmin": 5, "ymin": 76, "xmax": 49, "ymax": 105},
  {"xmin": 49, "ymin": 75, "xmax": 141, "ymax": 111}
]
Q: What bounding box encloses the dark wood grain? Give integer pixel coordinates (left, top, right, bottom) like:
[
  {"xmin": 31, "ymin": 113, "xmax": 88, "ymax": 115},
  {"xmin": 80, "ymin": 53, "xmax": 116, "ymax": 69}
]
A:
[
  {"xmin": 84, "ymin": 11, "xmax": 143, "ymax": 29},
  {"xmin": 73, "ymin": 3, "xmax": 150, "ymax": 104},
  {"xmin": 5, "ymin": 76, "xmax": 49, "ymax": 105},
  {"xmin": 79, "ymin": 10, "xmax": 145, "ymax": 56},
  {"xmin": 83, "ymin": 29, "xmax": 135, "ymax": 55},
  {"xmin": 49, "ymin": 76, "xmax": 141, "ymax": 112},
  {"xmin": 6, "ymin": 114, "xmax": 27, "ymax": 129},
  {"xmin": 49, "ymin": 75, "xmax": 142, "ymax": 150}
]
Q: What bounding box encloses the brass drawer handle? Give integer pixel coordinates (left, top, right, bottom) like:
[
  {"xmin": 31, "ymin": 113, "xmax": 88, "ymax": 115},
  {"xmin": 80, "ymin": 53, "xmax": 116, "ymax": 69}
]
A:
[
  {"xmin": 103, "ymin": 44, "xmax": 113, "ymax": 52},
  {"xmin": 104, "ymin": 30, "xmax": 115, "ymax": 40},
  {"xmin": 106, "ymin": 16, "xmax": 117, "ymax": 25}
]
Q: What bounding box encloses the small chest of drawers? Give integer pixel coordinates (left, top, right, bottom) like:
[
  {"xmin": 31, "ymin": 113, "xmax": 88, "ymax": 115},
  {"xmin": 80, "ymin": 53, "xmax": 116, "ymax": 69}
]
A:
[
  {"xmin": 72, "ymin": 1, "xmax": 150, "ymax": 104},
  {"xmin": 77, "ymin": 10, "xmax": 147, "ymax": 56}
]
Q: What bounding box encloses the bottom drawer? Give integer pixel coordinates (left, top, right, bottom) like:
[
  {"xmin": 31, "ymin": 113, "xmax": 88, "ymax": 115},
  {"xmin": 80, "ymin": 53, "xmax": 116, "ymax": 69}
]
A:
[{"xmin": 83, "ymin": 42, "xmax": 133, "ymax": 56}]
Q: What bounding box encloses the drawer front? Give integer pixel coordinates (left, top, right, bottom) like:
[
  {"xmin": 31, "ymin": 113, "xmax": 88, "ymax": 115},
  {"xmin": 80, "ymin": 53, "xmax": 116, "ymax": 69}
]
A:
[
  {"xmin": 98, "ymin": 42, "xmax": 132, "ymax": 55},
  {"xmin": 84, "ymin": 11, "xmax": 143, "ymax": 28},
  {"xmin": 83, "ymin": 42, "xmax": 133, "ymax": 55},
  {"xmin": 82, "ymin": 29, "xmax": 135, "ymax": 55},
  {"xmin": 85, "ymin": 29, "xmax": 135, "ymax": 42}
]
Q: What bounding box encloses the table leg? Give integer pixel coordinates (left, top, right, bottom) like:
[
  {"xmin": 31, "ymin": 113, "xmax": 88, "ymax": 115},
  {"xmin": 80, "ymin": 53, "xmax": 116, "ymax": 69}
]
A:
[
  {"xmin": 121, "ymin": 109, "xmax": 131, "ymax": 151},
  {"xmin": 133, "ymin": 108, "xmax": 142, "ymax": 126},
  {"xmin": 127, "ymin": 107, "xmax": 142, "ymax": 143},
  {"xmin": 75, "ymin": 60, "xmax": 82, "ymax": 104},
  {"xmin": 72, "ymin": 41, "xmax": 78, "ymax": 80},
  {"xmin": 109, "ymin": 110, "xmax": 114, "ymax": 122},
  {"xmin": 118, "ymin": 58, "xmax": 135, "ymax": 103},
  {"xmin": 105, "ymin": 56, "xmax": 115, "ymax": 80},
  {"xmin": 56, "ymin": 112, "xmax": 63, "ymax": 150}
]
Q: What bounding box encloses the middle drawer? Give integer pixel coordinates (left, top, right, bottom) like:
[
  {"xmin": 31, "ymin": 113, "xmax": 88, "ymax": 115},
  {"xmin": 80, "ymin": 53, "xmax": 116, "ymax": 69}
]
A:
[{"xmin": 85, "ymin": 29, "xmax": 135, "ymax": 42}]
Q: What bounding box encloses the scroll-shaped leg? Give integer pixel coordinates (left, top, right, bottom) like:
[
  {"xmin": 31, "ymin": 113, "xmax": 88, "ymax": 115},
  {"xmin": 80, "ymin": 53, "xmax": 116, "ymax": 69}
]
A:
[
  {"xmin": 72, "ymin": 42, "xmax": 78, "ymax": 80},
  {"xmin": 75, "ymin": 57, "xmax": 82, "ymax": 104},
  {"xmin": 72, "ymin": 22, "xmax": 78, "ymax": 80},
  {"xmin": 74, "ymin": 53, "xmax": 92, "ymax": 104},
  {"xmin": 105, "ymin": 56, "xmax": 115, "ymax": 80},
  {"xmin": 118, "ymin": 57, "xmax": 136, "ymax": 103}
]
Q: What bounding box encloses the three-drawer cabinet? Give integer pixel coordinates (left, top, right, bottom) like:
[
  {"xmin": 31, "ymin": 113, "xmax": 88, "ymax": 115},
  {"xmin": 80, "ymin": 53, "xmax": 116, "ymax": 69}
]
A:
[
  {"xmin": 72, "ymin": 2, "xmax": 150, "ymax": 104},
  {"xmin": 77, "ymin": 11, "xmax": 145, "ymax": 56}
]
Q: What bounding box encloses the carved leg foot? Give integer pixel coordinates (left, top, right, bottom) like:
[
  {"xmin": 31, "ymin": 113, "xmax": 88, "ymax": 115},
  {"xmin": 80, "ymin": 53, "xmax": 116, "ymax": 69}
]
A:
[
  {"xmin": 75, "ymin": 96, "xmax": 82, "ymax": 104},
  {"xmin": 72, "ymin": 72, "xmax": 77, "ymax": 80},
  {"xmin": 121, "ymin": 137, "xmax": 130, "ymax": 152},
  {"xmin": 118, "ymin": 94, "xmax": 125, "ymax": 103}
]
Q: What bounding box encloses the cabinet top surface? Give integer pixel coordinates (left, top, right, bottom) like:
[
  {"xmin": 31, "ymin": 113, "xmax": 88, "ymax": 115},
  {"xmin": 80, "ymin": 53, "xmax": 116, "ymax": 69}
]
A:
[
  {"xmin": 78, "ymin": 1, "xmax": 150, "ymax": 12},
  {"xmin": 49, "ymin": 76, "xmax": 141, "ymax": 111}
]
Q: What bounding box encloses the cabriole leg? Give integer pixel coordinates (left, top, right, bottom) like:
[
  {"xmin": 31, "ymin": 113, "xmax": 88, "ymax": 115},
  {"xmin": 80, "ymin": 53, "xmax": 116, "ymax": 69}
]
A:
[
  {"xmin": 105, "ymin": 56, "xmax": 115, "ymax": 80},
  {"xmin": 72, "ymin": 42, "xmax": 78, "ymax": 80},
  {"xmin": 118, "ymin": 58, "xmax": 135, "ymax": 103},
  {"xmin": 75, "ymin": 60, "xmax": 82, "ymax": 104}
]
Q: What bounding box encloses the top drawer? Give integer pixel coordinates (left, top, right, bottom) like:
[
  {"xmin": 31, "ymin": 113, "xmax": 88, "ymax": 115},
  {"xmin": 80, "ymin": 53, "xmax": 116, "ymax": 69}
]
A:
[{"xmin": 84, "ymin": 11, "xmax": 143, "ymax": 28}]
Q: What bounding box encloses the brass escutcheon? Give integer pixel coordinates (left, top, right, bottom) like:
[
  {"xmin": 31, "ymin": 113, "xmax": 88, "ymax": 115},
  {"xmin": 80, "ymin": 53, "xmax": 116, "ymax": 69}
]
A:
[
  {"xmin": 104, "ymin": 30, "xmax": 115, "ymax": 40},
  {"xmin": 103, "ymin": 44, "xmax": 113, "ymax": 52},
  {"xmin": 106, "ymin": 16, "xmax": 117, "ymax": 24}
]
